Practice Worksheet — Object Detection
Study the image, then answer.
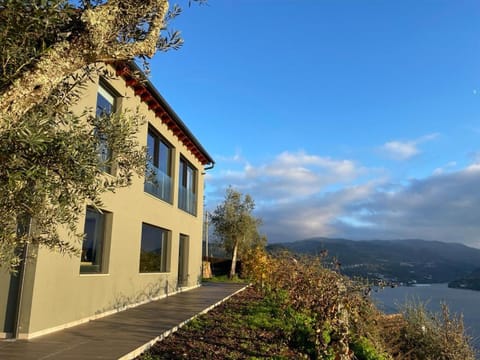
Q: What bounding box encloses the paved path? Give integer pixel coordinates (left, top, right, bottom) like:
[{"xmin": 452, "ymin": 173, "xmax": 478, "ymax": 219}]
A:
[{"xmin": 0, "ymin": 282, "xmax": 247, "ymax": 360}]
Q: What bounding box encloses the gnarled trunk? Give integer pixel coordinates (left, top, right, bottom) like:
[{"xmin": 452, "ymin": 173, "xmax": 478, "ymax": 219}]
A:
[
  {"xmin": 0, "ymin": 0, "xmax": 169, "ymax": 123},
  {"xmin": 229, "ymin": 239, "xmax": 239, "ymax": 279},
  {"xmin": 0, "ymin": 41, "xmax": 87, "ymax": 123}
]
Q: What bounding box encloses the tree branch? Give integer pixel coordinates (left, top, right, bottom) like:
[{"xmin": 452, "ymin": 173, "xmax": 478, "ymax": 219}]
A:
[{"xmin": 0, "ymin": 0, "xmax": 169, "ymax": 123}]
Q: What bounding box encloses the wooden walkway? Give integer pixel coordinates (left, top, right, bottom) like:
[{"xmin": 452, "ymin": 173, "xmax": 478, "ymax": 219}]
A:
[{"xmin": 0, "ymin": 282, "xmax": 247, "ymax": 360}]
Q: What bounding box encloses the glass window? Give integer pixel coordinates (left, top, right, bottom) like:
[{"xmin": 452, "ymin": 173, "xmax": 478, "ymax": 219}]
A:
[
  {"xmin": 178, "ymin": 234, "xmax": 189, "ymax": 286},
  {"xmin": 96, "ymin": 82, "xmax": 116, "ymax": 174},
  {"xmin": 96, "ymin": 85, "xmax": 115, "ymax": 117},
  {"xmin": 178, "ymin": 157, "xmax": 197, "ymax": 215},
  {"xmin": 144, "ymin": 128, "xmax": 172, "ymax": 202},
  {"xmin": 80, "ymin": 207, "xmax": 109, "ymax": 274},
  {"xmin": 139, "ymin": 223, "xmax": 170, "ymax": 273}
]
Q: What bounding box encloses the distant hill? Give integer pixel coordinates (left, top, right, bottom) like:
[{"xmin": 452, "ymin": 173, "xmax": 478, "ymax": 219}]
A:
[
  {"xmin": 448, "ymin": 267, "xmax": 480, "ymax": 291},
  {"xmin": 267, "ymin": 237, "xmax": 480, "ymax": 284}
]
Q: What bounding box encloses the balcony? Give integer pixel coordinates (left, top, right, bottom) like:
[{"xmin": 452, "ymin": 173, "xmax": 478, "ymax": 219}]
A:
[
  {"xmin": 144, "ymin": 168, "xmax": 172, "ymax": 203},
  {"xmin": 178, "ymin": 186, "xmax": 197, "ymax": 215}
]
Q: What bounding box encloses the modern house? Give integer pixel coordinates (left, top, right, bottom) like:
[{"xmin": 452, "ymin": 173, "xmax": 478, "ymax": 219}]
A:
[{"xmin": 0, "ymin": 62, "xmax": 214, "ymax": 339}]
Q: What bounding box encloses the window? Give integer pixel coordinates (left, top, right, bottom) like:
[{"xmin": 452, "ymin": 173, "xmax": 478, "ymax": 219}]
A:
[
  {"xmin": 96, "ymin": 82, "xmax": 117, "ymax": 174},
  {"xmin": 144, "ymin": 128, "xmax": 172, "ymax": 202},
  {"xmin": 178, "ymin": 234, "xmax": 189, "ymax": 286},
  {"xmin": 80, "ymin": 207, "xmax": 110, "ymax": 274},
  {"xmin": 139, "ymin": 223, "xmax": 170, "ymax": 273},
  {"xmin": 178, "ymin": 157, "xmax": 197, "ymax": 215}
]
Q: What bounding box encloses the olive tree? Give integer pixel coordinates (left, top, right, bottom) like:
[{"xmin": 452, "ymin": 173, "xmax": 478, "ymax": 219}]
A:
[
  {"xmin": 209, "ymin": 187, "xmax": 264, "ymax": 279},
  {"xmin": 0, "ymin": 0, "xmax": 207, "ymax": 122},
  {"xmin": 0, "ymin": 0, "xmax": 203, "ymax": 270}
]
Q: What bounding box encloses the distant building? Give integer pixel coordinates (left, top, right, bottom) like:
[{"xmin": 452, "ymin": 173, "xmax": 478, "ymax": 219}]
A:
[{"xmin": 0, "ymin": 62, "xmax": 214, "ymax": 339}]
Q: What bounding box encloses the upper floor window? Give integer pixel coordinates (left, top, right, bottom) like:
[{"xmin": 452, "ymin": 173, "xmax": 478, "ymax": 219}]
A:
[
  {"xmin": 145, "ymin": 128, "xmax": 172, "ymax": 202},
  {"xmin": 96, "ymin": 82, "xmax": 117, "ymax": 174},
  {"xmin": 178, "ymin": 157, "xmax": 197, "ymax": 215},
  {"xmin": 80, "ymin": 207, "xmax": 111, "ymax": 274},
  {"xmin": 96, "ymin": 84, "xmax": 115, "ymax": 117}
]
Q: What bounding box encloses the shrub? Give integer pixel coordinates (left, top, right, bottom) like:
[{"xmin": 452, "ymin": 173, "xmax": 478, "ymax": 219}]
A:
[
  {"xmin": 350, "ymin": 337, "xmax": 390, "ymax": 360},
  {"xmin": 243, "ymin": 248, "xmax": 475, "ymax": 360},
  {"xmin": 244, "ymin": 249, "xmax": 387, "ymax": 359},
  {"xmin": 398, "ymin": 301, "xmax": 476, "ymax": 360}
]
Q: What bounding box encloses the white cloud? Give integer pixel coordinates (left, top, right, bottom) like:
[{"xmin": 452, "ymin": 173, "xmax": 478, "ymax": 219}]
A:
[
  {"xmin": 381, "ymin": 133, "xmax": 439, "ymax": 160},
  {"xmin": 335, "ymin": 165, "xmax": 480, "ymax": 248},
  {"xmin": 433, "ymin": 161, "xmax": 457, "ymax": 175},
  {"xmin": 208, "ymin": 151, "xmax": 365, "ymax": 205},
  {"xmin": 259, "ymin": 182, "xmax": 378, "ymax": 241},
  {"xmin": 382, "ymin": 141, "xmax": 419, "ymax": 160},
  {"xmin": 207, "ymin": 149, "xmax": 480, "ymax": 249}
]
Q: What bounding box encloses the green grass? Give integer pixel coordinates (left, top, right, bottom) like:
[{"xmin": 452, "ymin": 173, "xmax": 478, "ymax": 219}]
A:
[{"xmin": 202, "ymin": 274, "xmax": 249, "ymax": 283}]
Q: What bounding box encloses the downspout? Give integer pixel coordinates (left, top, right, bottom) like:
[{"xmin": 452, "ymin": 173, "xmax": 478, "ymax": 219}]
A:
[{"xmin": 203, "ymin": 162, "xmax": 215, "ymax": 171}]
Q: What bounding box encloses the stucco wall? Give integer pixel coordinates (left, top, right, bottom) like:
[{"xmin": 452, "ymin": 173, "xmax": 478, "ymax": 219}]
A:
[
  {"xmin": 15, "ymin": 66, "xmax": 206, "ymax": 337},
  {"xmin": 0, "ymin": 269, "xmax": 16, "ymax": 337}
]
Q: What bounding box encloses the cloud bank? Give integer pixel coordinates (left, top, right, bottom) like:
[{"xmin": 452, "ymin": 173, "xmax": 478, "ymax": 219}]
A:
[{"xmin": 207, "ymin": 148, "xmax": 480, "ymax": 249}]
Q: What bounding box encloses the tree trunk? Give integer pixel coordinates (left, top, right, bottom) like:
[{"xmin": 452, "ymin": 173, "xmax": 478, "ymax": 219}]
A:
[
  {"xmin": 0, "ymin": 0, "xmax": 168, "ymax": 124},
  {"xmin": 0, "ymin": 41, "xmax": 88, "ymax": 123},
  {"xmin": 229, "ymin": 241, "xmax": 238, "ymax": 279}
]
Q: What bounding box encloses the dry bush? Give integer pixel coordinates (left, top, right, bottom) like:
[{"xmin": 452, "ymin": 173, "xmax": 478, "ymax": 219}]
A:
[
  {"xmin": 381, "ymin": 300, "xmax": 476, "ymax": 360},
  {"xmin": 243, "ymin": 248, "xmax": 476, "ymax": 360},
  {"xmin": 243, "ymin": 249, "xmax": 390, "ymax": 359}
]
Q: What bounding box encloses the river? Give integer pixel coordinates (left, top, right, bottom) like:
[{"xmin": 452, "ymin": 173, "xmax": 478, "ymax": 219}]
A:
[{"xmin": 372, "ymin": 283, "xmax": 480, "ymax": 354}]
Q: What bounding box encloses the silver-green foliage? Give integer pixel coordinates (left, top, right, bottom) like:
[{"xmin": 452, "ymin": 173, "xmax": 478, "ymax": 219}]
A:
[
  {"xmin": 0, "ymin": 0, "xmax": 210, "ymax": 270},
  {"xmin": 209, "ymin": 187, "xmax": 264, "ymax": 277},
  {"xmin": 0, "ymin": 73, "xmax": 147, "ymax": 270}
]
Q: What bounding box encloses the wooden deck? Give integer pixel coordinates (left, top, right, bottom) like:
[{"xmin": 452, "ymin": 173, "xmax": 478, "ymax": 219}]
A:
[{"xmin": 0, "ymin": 282, "xmax": 247, "ymax": 360}]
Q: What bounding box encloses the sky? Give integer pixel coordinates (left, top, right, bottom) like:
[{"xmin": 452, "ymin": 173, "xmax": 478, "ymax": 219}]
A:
[{"xmin": 148, "ymin": 0, "xmax": 480, "ymax": 247}]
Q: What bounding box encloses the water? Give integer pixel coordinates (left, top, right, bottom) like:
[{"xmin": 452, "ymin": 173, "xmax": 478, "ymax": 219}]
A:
[{"xmin": 372, "ymin": 283, "xmax": 480, "ymax": 353}]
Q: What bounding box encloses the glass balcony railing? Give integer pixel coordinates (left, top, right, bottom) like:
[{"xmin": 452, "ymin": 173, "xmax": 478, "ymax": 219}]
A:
[
  {"xmin": 178, "ymin": 186, "xmax": 197, "ymax": 215},
  {"xmin": 144, "ymin": 168, "xmax": 172, "ymax": 203}
]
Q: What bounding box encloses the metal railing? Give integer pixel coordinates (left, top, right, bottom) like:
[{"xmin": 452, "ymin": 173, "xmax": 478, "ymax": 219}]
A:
[
  {"xmin": 178, "ymin": 186, "xmax": 197, "ymax": 215},
  {"xmin": 144, "ymin": 168, "xmax": 172, "ymax": 203}
]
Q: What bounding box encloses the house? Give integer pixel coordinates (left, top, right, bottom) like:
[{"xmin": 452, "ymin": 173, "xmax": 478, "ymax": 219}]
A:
[{"xmin": 0, "ymin": 62, "xmax": 214, "ymax": 339}]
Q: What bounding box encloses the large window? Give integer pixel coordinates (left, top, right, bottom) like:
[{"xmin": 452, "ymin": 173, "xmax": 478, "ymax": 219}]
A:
[
  {"xmin": 80, "ymin": 207, "xmax": 110, "ymax": 274},
  {"xmin": 178, "ymin": 234, "xmax": 189, "ymax": 287},
  {"xmin": 144, "ymin": 128, "xmax": 172, "ymax": 202},
  {"xmin": 96, "ymin": 82, "xmax": 117, "ymax": 174},
  {"xmin": 178, "ymin": 157, "xmax": 197, "ymax": 215},
  {"xmin": 139, "ymin": 223, "xmax": 170, "ymax": 273}
]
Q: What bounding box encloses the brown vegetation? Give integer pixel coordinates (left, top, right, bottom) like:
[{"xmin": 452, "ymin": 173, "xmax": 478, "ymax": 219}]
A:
[{"xmin": 140, "ymin": 249, "xmax": 476, "ymax": 359}]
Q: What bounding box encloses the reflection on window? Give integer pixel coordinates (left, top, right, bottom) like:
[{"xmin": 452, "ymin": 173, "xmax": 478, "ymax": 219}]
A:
[
  {"xmin": 144, "ymin": 128, "xmax": 172, "ymax": 202},
  {"xmin": 96, "ymin": 83, "xmax": 116, "ymax": 174},
  {"xmin": 139, "ymin": 223, "xmax": 170, "ymax": 273},
  {"xmin": 178, "ymin": 157, "xmax": 197, "ymax": 215},
  {"xmin": 81, "ymin": 207, "xmax": 108, "ymax": 274}
]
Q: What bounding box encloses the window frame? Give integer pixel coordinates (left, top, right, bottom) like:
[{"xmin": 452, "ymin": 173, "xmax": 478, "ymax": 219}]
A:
[
  {"xmin": 139, "ymin": 223, "xmax": 171, "ymax": 273},
  {"xmin": 144, "ymin": 126, "xmax": 173, "ymax": 203},
  {"xmin": 80, "ymin": 207, "xmax": 111, "ymax": 274},
  {"xmin": 177, "ymin": 234, "xmax": 190, "ymax": 287},
  {"xmin": 96, "ymin": 80, "xmax": 120, "ymax": 174},
  {"xmin": 178, "ymin": 156, "xmax": 198, "ymax": 216}
]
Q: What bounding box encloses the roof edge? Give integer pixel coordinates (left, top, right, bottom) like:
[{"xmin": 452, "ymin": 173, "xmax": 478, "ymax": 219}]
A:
[{"xmin": 113, "ymin": 61, "xmax": 215, "ymax": 167}]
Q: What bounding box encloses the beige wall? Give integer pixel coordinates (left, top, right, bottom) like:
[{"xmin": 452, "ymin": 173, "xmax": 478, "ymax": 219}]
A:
[
  {"xmin": 13, "ymin": 66, "xmax": 207, "ymax": 337},
  {"xmin": 0, "ymin": 269, "xmax": 15, "ymax": 337}
]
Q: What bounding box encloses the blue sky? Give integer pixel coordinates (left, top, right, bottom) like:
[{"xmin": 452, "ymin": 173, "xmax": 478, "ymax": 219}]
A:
[{"xmin": 149, "ymin": 0, "xmax": 480, "ymax": 247}]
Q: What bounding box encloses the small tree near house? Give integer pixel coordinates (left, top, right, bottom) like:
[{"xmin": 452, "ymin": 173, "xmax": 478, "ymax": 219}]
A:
[{"xmin": 209, "ymin": 187, "xmax": 264, "ymax": 279}]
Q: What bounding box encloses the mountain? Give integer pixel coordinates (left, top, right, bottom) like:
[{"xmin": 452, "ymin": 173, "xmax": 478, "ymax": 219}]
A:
[
  {"xmin": 448, "ymin": 267, "xmax": 480, "ymax": 291},
  {"xmin": 267, "ymin": 237, "xmax": 480, "ymax": 284}
]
